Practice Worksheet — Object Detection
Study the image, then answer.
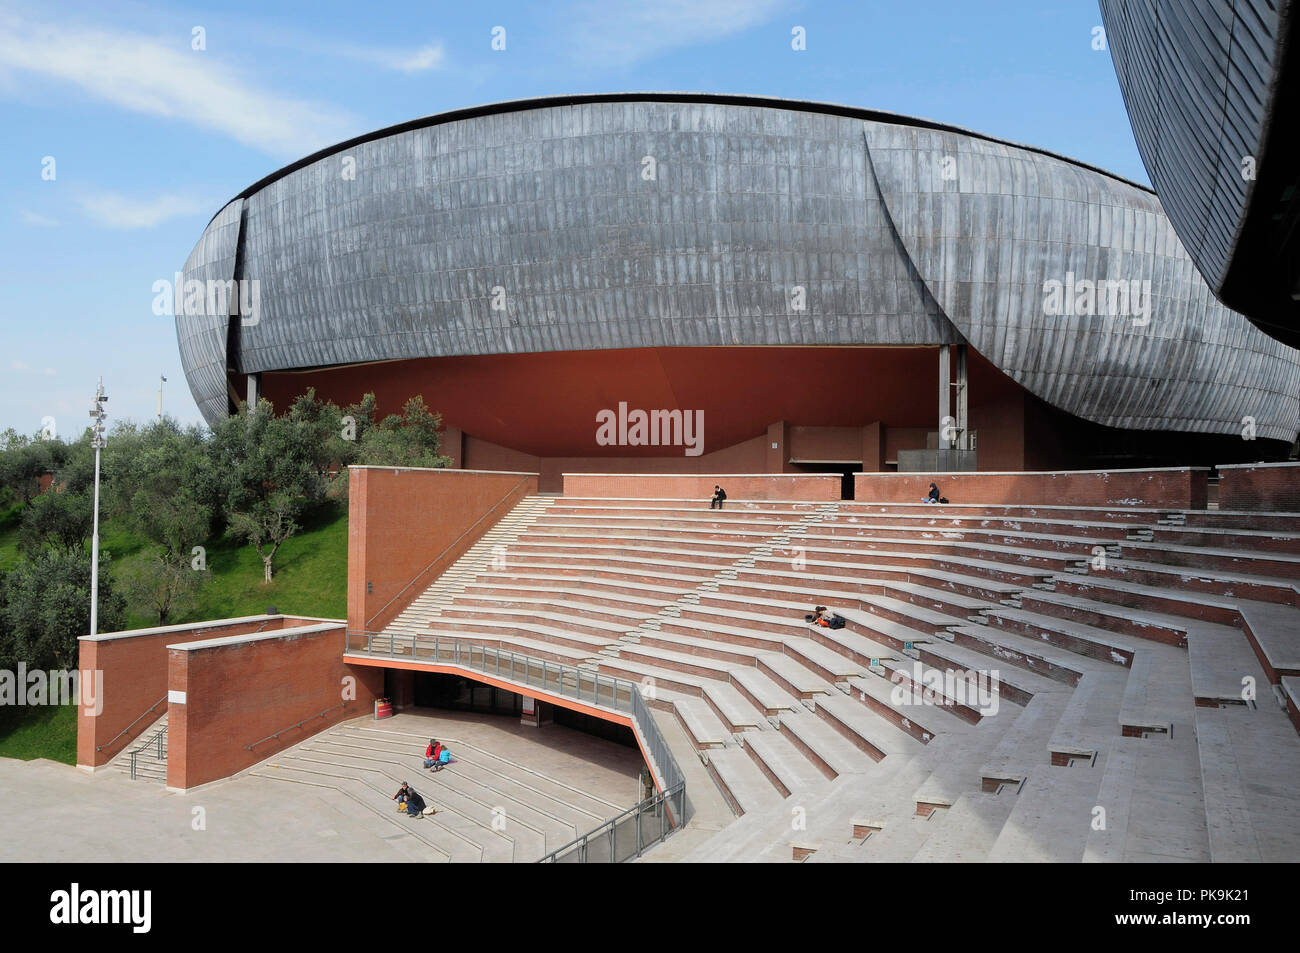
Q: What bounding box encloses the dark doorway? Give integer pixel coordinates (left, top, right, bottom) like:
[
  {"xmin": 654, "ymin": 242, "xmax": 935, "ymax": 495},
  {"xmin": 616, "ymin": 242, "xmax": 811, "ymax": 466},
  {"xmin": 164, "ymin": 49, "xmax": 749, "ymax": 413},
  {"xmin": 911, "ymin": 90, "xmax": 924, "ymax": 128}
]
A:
[{"xmin": 790, "ymin": 461, "xmax": 859, "ymax": 500}]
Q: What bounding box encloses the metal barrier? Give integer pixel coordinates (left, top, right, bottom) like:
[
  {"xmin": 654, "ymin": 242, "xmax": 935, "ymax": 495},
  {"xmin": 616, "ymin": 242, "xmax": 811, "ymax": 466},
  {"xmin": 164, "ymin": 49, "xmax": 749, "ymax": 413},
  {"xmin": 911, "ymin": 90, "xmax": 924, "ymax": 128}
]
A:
[
  {"xmin": 129, "ymin": 724, "xmax": 167, "ymax": 780},
  {"xmin": 346, "ymin": 630, "xmax": 688, "ymax": 861},
  {"xmin": 97, "ymin": 694, "xmax": 166, "ymax": 753}
]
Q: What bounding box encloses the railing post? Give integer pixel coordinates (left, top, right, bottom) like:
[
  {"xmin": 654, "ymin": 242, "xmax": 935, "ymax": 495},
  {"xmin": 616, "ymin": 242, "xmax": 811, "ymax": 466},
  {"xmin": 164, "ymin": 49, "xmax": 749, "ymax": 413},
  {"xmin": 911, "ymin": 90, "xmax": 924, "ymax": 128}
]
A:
[
  {"xmin": 130, "ymin": 751, "xmax": 136, "ymax": 780},
  {"xmin": 157, "ymin": 729, "xmax": 163, "ymax": 759},
  {"xmin": 636, "ymin": 804, "xmax": 643, "ymax": 857}
]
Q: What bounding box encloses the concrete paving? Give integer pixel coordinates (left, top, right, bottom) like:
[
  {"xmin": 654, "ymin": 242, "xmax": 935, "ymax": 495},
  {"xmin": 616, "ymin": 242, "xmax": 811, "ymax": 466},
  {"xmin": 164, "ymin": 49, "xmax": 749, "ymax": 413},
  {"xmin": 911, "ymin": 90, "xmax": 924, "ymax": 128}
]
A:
[{"xmin": 0, "ymin": 710, "xmax": 642, "ymax": 862}]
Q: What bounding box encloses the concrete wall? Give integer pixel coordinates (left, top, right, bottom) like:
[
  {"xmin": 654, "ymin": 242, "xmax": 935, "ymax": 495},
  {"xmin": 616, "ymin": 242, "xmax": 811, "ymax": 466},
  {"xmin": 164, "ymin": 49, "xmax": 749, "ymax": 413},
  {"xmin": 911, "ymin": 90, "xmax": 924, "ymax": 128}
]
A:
[
  {"xmin": 562, "ymin": 473, "xmax": 842, "ymax": 501},
  {"xmin": 77, "ymin": 615, "xmax": 316, "ymax": 769},
  {"xmin": 1218, "ymin": 462, "xmax": 1300, "ymax": 512},
  {"xmin": 854, "ymin": 467, "xmax": 1210, "ymax": 508},
  {"xmin": 166, "ymin": 623, "xmax": 383, "ymax": 790},
  {"xmin": 347, "ymin": 466, "xmax": 538, "ymax": 633}
]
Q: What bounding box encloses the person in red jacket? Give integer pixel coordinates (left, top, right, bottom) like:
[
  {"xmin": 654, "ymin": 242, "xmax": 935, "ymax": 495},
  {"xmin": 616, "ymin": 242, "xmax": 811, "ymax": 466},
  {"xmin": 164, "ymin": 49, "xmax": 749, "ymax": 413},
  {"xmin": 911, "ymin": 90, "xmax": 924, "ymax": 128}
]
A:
[{"xmin": 424, "ymin": 739, "xmax": 442, "ymax": 770}]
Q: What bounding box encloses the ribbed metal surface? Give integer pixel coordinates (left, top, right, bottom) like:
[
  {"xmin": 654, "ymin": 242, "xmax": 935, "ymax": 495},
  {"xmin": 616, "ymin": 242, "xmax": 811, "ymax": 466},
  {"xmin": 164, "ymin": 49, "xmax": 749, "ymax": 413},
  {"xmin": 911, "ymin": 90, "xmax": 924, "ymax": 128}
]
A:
[
  {"xmin": 865, "ymin": 120, "xmax": 1299, "ymax": 441},
  {"xmin": 175, "ymin": 198, "xmax": 243, "ymax": 423},
  {"xmin": 176, "ymin": 95, "xmax": 1300, "ymax": 443},
  {"xmin": 1099, "ymin": 0, "xmax": 1287, "ymax": 293}
]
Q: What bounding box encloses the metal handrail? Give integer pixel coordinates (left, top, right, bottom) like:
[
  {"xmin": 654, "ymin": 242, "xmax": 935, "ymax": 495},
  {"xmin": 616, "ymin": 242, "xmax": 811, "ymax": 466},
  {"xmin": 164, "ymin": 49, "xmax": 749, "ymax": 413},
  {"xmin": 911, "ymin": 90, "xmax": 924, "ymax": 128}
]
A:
[
  {"xmin": 536, "ymin": 781, "xmax": 686, "ymax": 863},
  {"xmin": 129, "ymin": 724, "xmax": 167, "ymax": 780},
  {"xmin": 97, "ymin": 695, "xmax": 167, "ymax": 752},
  {"xmin": 245, "ymin": 701, "xmax": 353, "ymax": 750},
  {"xmin": 346, "ymin": 630, "xmax": 688, "ymax": 860},
  {"xmin": 364, "ymin": 477, "xmax": 533, "ymax": 630}
]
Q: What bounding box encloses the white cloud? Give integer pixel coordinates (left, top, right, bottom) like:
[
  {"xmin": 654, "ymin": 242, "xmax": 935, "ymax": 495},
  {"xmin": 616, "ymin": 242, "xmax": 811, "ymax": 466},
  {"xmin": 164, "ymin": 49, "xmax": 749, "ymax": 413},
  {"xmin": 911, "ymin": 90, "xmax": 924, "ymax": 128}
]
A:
[
  {"xmin": 42, "ymin": 368, "xmax": 56, "ymax": 376},
  {"xmin": 568, "ymin": 0, "xmax": 794, "ymax": 66},
  {"xmin": 337, "ymin": 41, "xmax": 446, "ymax": 73},
  {"xmin": 78, "ymin": 191, "xmax": 202, "ymax": 229},
  {"xmin": 19, "ymin": 209, "xmax": 59, "ymax": 227},
  {"xmin": 0, "ymin": 15, "xmax": 357, "ymax": 157},
  {"xmin": 11, "ymin": 360, "xmax": 29, "ymax": 371}
]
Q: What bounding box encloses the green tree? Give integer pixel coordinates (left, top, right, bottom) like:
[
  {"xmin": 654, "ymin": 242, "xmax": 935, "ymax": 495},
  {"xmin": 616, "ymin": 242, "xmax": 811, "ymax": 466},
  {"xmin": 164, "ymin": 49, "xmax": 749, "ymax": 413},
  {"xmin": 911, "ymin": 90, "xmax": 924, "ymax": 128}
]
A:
[
  {"xmin": 209, "ymin": 398, "xmax": 325, "ymax": 582},
  {"xmin": 18, "ymin": 488, "xmax": 92, "ymax": 556},
  {"xmin": 356, "ymin": 395, "xmax": 451, "ymax": 469},
  {"xmin": 0, "ymin": 550, "xmax": 125, "ymax": 669},
  {"xmin": 118, "ymin": 558, "xmax": 208, "ymax": 626}
]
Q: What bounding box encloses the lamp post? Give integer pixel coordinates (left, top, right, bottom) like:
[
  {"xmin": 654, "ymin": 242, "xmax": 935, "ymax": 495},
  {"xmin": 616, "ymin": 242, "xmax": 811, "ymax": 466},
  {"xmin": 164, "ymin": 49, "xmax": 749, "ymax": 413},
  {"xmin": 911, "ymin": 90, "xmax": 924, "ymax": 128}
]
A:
[
  {"xmin": 157, "ymin": 374, "xmax": 167, "ymax": 418},
  {"xmin": 89, "ymin": 378, "xmax": 108, "ymax": 635}
]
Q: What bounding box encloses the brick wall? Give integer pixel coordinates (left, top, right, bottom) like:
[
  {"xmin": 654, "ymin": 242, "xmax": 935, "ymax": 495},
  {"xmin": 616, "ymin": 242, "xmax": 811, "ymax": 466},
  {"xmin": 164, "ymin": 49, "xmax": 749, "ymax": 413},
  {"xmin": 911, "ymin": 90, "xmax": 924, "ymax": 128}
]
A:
[
  {"xmin": 348, "ymin": 466, "xmax": 539, "ymax": 633},
  {"xmin": 76, "ymin": 615, "xmax": 303, "ymax": 769},
  {"xmin": 561, "ymin": 473, "xmax": 843, "ymax": 501},
  {"xmin": 166, "ymin": 623, "xmax": 383, "ymax": 790},
  {"xmin": 854, "ymin": 467, "xmax": 1210, "ymax": 508},
  {"xmin": 1217, "ymin": 463, "xmax": 1300, "ymax": 512}
]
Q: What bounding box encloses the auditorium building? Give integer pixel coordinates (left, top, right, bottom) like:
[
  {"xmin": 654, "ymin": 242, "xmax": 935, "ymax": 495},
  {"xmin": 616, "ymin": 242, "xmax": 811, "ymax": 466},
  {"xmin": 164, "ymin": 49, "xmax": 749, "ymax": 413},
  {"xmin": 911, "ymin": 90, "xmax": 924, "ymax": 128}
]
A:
[{"xmin": 177, "ymin": 93, "xmax": 1300, "ymax": 493}]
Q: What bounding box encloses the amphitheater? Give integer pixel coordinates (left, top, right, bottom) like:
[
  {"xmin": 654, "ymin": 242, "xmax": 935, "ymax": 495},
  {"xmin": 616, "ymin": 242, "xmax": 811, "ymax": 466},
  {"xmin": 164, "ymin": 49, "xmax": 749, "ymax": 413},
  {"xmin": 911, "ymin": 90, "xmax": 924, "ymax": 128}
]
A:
[{"xmin": 71, "ymin": 466, "xmax": 1300, "ymax": 864}]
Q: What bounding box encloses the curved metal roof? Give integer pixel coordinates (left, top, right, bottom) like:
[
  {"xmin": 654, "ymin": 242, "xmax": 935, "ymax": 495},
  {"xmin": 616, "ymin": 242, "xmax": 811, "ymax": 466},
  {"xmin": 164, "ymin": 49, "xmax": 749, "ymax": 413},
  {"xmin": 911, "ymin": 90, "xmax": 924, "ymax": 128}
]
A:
[{"xmin": 178, "ymin": 94, "xmax": 1299, "ymax": 442}]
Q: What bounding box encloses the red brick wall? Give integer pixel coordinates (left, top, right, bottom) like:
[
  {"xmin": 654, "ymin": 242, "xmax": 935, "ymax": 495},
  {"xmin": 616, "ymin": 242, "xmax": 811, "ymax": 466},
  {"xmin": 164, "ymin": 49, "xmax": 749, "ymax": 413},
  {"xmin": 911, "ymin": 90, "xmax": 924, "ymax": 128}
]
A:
[
  {"xmin": 348, "ymin": 467, "xmax": 539, "ymax": 633},
  {"xmin": 166, "ymin": 624, "xmax": 383, "ymax": 790},
  {"xmin": 1218, "ymin": 463, "xmax": 1300, "ymax": 512},
  {"xmin": 464, "ymin": 434, "xmax": 770, "ymax": 492},
  {"xmin": 562, "ymin": 473, "xmax": 842, "ymax": 500},
  {"xmin": 77, "ymin": 616, "xmax": 296, "ymax": 768},
  {"xmin": 854, "ymin": 468, "xmax": 1210, "ymax": 508}
]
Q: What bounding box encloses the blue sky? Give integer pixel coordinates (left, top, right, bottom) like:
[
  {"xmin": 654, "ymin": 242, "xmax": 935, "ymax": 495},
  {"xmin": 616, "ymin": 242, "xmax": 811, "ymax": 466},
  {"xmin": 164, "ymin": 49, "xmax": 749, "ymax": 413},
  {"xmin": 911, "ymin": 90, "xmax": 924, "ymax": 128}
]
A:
[{"xmin": 0, "ymin": 0, "xmax": 1139, "ymax": 437}]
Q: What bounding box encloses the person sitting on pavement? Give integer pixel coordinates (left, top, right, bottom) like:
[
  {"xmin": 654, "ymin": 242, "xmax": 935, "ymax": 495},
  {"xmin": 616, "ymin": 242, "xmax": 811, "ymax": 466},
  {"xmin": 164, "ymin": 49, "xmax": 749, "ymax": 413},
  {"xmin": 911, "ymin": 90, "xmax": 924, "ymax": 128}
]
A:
[
  {"xmin": 710, "ymin": 485, "xmax": 728, "ymax": 510},
  {"xmin": 393, "ymin": 781, "xmax": 428, "ymax": 817},
  {"xmin": 424, "ymin": 739, "xmax": 442, "ymax": 770}
]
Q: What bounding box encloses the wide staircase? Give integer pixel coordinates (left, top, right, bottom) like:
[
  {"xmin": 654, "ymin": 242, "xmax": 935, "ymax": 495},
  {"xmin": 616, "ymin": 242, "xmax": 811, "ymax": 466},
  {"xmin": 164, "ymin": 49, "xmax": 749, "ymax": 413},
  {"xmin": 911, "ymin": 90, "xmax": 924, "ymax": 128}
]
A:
[
  {"xmin": 109, "ymin": 713, "xmax": 169, "ymax": 783},
  {"xmin": 248, "ymin": 718, "xmax": 627, "ymax": 862},
  {"xmin": 369, "ymin": 494, "xmax": 1300, "ymax": 863}
]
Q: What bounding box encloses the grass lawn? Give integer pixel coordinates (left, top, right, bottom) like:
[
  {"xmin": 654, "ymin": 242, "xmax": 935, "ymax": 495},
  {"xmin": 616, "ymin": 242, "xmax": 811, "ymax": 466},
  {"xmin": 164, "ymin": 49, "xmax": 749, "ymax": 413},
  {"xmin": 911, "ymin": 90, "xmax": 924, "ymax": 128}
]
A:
[
  {"xmin": 0, "ymin": 703, "xmax": 78, "ymax": 764},
  {"xmin": 1, "ymin": 502, "xmax": 349, "ymax": 764}
]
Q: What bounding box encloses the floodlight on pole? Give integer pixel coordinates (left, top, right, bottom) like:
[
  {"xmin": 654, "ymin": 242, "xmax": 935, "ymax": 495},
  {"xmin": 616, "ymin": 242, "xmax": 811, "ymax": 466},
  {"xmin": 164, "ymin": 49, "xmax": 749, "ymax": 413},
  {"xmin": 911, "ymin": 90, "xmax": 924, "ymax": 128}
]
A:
[
  {"xmin": 158, "ymin": 374, "xmax": 167, "ymax": 418},
  {"xmin": 89, "ymin": 377, "xmax": 108, "ymax": 636}
]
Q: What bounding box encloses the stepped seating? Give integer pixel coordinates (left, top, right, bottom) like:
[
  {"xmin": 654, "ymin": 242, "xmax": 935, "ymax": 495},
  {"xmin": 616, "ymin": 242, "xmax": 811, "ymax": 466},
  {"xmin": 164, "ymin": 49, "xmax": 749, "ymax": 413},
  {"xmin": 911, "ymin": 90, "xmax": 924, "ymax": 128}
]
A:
[
  {"xmin": 249, "ymin": 719, "xmax": 632, "ymax": 863},
  {"xmin": 356, "ymin": 493, "xmax": 1300, "ymax": 862}
]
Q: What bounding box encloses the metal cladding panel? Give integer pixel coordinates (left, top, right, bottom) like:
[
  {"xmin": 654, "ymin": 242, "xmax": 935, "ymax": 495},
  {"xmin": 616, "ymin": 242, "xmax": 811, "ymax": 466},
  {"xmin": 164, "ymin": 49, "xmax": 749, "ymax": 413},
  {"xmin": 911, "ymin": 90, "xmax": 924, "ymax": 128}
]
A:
[
  {"xmin": 179, "ymin": 101, "xmax": 957, "ymax": 426},
  {"xmin": 176, "ymin": 95, "xmax": 1300, "ymax": 441},
  {"xmin": 175, "ymin": 198, "xmax": 243, "ymax": 423},
  {"xmin": 864, "ymin": 120, "xmax": 1299, "ymax": 442},
  {"xmin": 1098, "ymin": 0, "xmax": 1281, "ymax": 293}
]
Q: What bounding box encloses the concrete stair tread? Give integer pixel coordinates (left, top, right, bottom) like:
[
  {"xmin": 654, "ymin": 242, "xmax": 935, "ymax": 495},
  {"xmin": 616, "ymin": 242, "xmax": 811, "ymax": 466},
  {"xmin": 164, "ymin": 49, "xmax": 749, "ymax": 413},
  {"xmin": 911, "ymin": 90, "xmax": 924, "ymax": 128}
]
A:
[
  {"xmin": 705, "ymin": 746, "xmax": 787, "ymax": 815},
  {"xmin": 759, "ymin": 653, "xmax": 836, "ymax": 696},
  {"xmin": 845, "ymin": 673, "xmax": 972, "ymax": 739},
  {"xmin": 813, "ymin": 689, "xmax": 926, "ymax": 758},
  {"xmin": 982, "ymin": 605, "xmax": 1144, "ymax": 659},
  {"xmin": 783, "ymin": 635, "xmax": 873, "ymax": 679},
  {"xmin": 909, "ymin": 791, "xmax": 1018, "ymax": 862},
  {"xmin": 438, "ymin": 607, "xmax": 638, "ymax": 635},
  {"xmin": 1019, "ymin": 587, "xmax": 1192, "ymax": 635},
  {"xmin": 777, "ymin": 709, "xmax": 870, "ymax": 777},
  {"xmin": 460, "ymin": 584, "xmax": 674, "ymax": 611},
  {"xmin": 978, "ymin": 691, "xmax": 1073, "ymax": 780},
  {"xmin": 670, "ymin": 696, "xmax": 732, "ymax": 748},
  {"xmin": 728, "ymin": 667, "xmax": 801, "ymax": 713},
  {"xmin": 946, "ymin": 624, "xmax": 1101, "ymax": 677},
  {"xmin": 985, "ymin": 761, "xmax": 1107, "ymax": 862},
  {"xmin": 744, "ymin": 730, "xmax": 836, "ymax": 796},
  {"xmin": 1195, "ymin": 704, "xmax": 1300, "ymax": 862},
  {"xmin": 700, "ymin": 681, "xmax": 766, "ymax": 730},
  {"xmin": 917, "ymin": 638, "xmax": 1061, "ymax": 696},
  {"xmin": 476, "ymin": 571, "xmax": 694, "ymax": 599},
  {"xmin": 1235, "ymin": 600, "xmax": 1300, "ymax": 674}
]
